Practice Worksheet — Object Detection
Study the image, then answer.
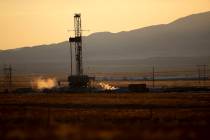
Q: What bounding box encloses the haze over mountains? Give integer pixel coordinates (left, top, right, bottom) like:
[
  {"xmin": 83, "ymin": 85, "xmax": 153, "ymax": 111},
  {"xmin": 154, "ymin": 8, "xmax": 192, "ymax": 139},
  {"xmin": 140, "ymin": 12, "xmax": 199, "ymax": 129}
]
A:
[{"xmin": 1, "ymin": 11, "xmax": 210, "ymax": 74}]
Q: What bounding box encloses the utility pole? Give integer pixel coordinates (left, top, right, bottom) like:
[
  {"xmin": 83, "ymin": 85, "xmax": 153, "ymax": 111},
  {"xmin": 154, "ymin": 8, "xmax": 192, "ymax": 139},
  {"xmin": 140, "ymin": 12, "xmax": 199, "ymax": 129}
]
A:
[
  {"xmin": 152, "ymin": 65, "xmax": 155, "ymax": 88},
  {"xmin": 3, "ymin": 65, "xmax": 12, "ymax": 93},
  {"xmin": 197, "ymin": 64, "xmax": 208, "ymax": 86},
  {"xmin": 197, "ymin": 65, "xmax": 201, "ymax": 84},
  {"xmin": 203, "ymin": 65, "xmax": 208, "ymax": 87},
  {"xmin": 69, "ymin": 40, "xmax": 73, "ymax": 76}
]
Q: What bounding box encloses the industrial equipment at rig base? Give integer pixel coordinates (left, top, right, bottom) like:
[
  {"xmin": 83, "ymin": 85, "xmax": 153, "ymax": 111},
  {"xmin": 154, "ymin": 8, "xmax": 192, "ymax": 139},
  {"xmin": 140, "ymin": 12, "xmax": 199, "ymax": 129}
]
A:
[{"xmin": 68, "ymin": 13, "xmax": 93, "ymax": 88}]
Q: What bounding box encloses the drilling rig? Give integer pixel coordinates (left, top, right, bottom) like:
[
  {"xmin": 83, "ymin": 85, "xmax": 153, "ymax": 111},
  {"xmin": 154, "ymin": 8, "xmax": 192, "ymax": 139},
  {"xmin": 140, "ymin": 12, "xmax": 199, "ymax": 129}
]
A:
[{"xmin": 68, "ymin": 14, "xmax": 92, "ymax": 88}]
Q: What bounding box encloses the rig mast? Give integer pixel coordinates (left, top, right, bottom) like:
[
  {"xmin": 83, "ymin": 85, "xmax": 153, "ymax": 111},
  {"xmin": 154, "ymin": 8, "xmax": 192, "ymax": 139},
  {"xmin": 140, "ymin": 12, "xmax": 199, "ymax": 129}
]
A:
[
  {"xmin": 70, "ymin": 14, "xmax": 83, "ymax": 76},
  {"xmin": 68, "ymin": 14, "xmax": 92, "ymax": 88}
]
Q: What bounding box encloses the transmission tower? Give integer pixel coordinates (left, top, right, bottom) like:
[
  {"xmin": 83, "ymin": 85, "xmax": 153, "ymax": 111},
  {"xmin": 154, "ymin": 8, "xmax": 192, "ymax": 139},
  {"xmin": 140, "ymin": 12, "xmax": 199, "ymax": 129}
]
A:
[
  {"xmin": 3, "ymin": 65, "xmax": 12, "ymax": 93},
  {"xmin": 152, "ymin": 66, "xmax": 155, "ymax": 88},
  {"xmin": 197, "ymin": 64, "xmax": 208, "ymax": 85}
]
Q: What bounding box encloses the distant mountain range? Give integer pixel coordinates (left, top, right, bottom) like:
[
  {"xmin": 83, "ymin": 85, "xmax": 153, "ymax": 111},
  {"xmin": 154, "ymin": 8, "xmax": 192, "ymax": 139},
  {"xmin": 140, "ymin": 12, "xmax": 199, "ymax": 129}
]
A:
[{"xmin": 0, "ymin": 11, "xmax": 210, "ymax": 74}]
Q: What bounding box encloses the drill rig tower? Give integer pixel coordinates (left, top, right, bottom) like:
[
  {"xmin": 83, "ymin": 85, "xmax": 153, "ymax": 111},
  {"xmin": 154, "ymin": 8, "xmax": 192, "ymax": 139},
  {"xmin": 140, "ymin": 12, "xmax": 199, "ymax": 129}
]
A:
[{"xmin": 68, "ymin": 14, "xmax": 91, "ymax": 88}]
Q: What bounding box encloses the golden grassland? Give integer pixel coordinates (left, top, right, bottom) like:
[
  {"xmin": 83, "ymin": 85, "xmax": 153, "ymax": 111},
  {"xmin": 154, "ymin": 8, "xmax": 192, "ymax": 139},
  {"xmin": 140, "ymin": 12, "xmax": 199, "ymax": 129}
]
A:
[{"xmin": 0, "ymin": 93, "xmax": 210, "ymax": 140}]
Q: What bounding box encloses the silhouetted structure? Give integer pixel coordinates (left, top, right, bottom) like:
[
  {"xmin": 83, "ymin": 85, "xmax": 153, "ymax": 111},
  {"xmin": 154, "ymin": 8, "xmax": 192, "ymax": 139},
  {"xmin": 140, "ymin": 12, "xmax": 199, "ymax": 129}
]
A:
[
  {"xmin": 197, "ymin": 65, "xmax": 208, "ymax": 84},
  {"xmin": 152, "ymin": 66, "xmax": 155, "ymax": 88},
  {"xmin": 3, "ymin": 65, "xmax": 12, "ymax": 93},
  {"xmin": 68, "ymin": 14, "xmax": 93, "ymax": 88}
]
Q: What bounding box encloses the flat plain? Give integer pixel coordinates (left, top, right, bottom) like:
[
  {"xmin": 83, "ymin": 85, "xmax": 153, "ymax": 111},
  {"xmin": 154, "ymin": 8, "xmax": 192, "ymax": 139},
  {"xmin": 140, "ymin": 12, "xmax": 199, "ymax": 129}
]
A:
[{"xmin": 0, "ymin": 92, "xmax": 210, "ymax": 140}]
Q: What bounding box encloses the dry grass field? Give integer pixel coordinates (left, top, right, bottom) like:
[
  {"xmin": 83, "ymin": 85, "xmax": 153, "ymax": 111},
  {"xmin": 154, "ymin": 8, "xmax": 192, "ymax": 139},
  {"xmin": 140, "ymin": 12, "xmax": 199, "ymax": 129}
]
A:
[{"xmin": 0, "ymin": 93, "xmax": 210, "ymax": 140}]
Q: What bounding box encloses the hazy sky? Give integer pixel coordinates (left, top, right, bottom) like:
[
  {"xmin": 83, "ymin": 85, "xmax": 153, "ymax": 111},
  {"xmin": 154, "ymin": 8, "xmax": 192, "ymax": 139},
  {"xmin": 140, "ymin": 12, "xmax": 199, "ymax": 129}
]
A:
[{"xmin": 0, "ymin": 0, "xmax": 210, "ymax": 50}]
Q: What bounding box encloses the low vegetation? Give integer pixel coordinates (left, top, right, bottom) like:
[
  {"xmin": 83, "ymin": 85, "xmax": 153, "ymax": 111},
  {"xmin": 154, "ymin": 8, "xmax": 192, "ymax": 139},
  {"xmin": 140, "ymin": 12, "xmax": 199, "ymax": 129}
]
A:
[{"xmin": 0, "ymin": 93, "xmax": 210, "ymax": 139}]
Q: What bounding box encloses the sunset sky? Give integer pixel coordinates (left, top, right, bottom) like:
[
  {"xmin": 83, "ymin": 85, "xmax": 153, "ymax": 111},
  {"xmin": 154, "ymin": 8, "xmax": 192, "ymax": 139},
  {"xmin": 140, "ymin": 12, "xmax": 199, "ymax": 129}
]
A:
[{"xmin": 0, "ymin": 0, "xmax": 210, "ymax": 50}]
